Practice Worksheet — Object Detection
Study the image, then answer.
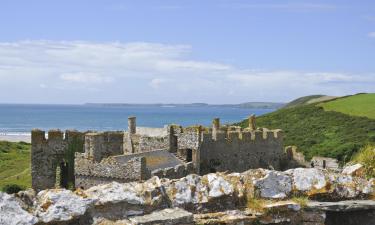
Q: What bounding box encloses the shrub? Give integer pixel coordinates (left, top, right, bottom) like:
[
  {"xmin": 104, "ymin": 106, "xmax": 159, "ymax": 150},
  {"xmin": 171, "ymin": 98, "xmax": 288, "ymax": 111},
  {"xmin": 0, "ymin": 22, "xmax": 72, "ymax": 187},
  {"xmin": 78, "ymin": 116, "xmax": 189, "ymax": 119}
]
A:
[
  {"xmin": 1, "ymin": 184, "xmax": 24, "ymax": 194},
  {"xmin": 351, "ymin": 145, "xmax": 375, "ymax": 178}
]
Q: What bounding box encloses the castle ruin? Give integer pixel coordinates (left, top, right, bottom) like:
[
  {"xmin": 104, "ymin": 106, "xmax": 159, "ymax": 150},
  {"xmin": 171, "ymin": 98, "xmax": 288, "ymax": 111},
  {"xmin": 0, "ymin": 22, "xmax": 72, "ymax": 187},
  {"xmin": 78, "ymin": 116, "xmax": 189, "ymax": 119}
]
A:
[{"xmin": 31, "ymin": 116, "xmax": 284, "ymax": 191}]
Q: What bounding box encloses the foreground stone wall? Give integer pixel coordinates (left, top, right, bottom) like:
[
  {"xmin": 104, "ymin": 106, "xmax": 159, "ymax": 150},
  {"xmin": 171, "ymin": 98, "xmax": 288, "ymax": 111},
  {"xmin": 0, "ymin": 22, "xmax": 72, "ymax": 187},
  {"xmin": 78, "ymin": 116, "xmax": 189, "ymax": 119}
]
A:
[{"xmin": 5, "ymin": 167, "xmax": 375, "ymax": 225}]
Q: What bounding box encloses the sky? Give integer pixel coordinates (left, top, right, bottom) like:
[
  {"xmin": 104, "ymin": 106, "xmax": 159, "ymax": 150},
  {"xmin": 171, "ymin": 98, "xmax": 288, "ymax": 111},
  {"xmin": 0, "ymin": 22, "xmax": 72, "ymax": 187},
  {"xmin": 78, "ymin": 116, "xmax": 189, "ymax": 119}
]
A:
[{"xmin": 0, "ymin": 0, "xmax": 374, "ymax": 104}]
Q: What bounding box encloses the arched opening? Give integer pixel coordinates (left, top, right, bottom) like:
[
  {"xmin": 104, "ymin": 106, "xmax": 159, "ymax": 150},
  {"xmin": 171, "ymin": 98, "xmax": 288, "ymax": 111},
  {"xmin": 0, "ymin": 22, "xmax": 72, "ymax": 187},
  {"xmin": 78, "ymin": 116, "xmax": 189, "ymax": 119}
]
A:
[{"xmin": 186, "ymin": 149, "xmax": 192, "ymax": 162}]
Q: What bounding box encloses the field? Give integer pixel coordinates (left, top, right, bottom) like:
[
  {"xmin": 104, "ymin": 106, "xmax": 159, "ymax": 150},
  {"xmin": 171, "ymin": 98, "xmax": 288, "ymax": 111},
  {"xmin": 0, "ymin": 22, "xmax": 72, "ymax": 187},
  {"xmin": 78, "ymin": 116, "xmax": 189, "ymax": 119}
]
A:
[
  {"xmin": 0, "ymin": 141, "xmax": 31, "ymax": 190},
  {"xmin": 320, "ymin": 93, "xmax": 375, "ymax": 119}
]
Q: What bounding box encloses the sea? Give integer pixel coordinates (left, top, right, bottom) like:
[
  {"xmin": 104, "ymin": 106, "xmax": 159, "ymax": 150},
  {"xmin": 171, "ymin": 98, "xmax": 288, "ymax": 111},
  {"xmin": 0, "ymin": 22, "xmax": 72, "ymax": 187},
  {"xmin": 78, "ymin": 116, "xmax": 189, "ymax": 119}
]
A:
[{"xmin": 0, "ymin": 104, "xmax": 277, "ymax": 136}]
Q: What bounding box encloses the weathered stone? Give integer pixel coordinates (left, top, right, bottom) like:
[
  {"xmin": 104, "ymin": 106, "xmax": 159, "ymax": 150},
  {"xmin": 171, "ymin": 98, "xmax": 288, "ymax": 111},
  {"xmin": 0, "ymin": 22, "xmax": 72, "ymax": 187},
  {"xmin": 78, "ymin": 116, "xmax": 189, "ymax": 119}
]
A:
[
  {"xmin": 206, "ymin": 173, "xmax": 233, "ymax": 198},
  {"xmin": 286, "ymin": 168, "xmax": 327, "ymax": 195},
  {"xmin": 129, "ymin": 208, "xmax": 194, "ymax": 225},
  {"xmin": 34, "ymin": 189, "xmax": 95, "ymax": 223},
  {"xmin": 0, "ymin": 192, "xmax": 38, "ymax": 225},
  {"xmin": 254, "ymin": 170, "xmax": 292, "ymax": 199},
  {"xmin": 307, "ymin": 200, "xmax": 375, "ymax": 212},
  {"xmin": 167, "ymin": 174, "xmax": 209, "ymax": 206},
  {"xmin": 342, "ymin": 163, "xmax": 365, "ymax": 177}
]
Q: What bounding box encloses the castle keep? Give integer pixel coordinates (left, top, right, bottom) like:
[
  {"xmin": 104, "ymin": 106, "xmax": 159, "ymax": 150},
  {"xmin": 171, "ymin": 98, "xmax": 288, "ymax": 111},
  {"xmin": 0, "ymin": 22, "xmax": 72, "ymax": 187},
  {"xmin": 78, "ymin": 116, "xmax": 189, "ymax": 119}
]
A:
[{"xmin": 31, "ymin": 116, "xmax": 284, "ymax": 191}]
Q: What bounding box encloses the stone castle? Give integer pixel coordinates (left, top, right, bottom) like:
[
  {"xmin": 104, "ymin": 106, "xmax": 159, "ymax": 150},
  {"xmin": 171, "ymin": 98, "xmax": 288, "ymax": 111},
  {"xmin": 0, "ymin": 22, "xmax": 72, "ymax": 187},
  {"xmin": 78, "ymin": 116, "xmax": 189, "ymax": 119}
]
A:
[{"xmin": 31, "ymin": 115, "xmax": 284, "ymax": 191}]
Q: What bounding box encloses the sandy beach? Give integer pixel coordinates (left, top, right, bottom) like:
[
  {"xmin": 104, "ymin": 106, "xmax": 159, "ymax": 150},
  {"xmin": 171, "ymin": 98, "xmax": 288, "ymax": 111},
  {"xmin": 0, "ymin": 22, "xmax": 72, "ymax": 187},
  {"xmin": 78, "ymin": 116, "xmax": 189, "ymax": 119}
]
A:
[{"xmin": 0, "ymin": 135, "xmax": 31, "ymax": 143}]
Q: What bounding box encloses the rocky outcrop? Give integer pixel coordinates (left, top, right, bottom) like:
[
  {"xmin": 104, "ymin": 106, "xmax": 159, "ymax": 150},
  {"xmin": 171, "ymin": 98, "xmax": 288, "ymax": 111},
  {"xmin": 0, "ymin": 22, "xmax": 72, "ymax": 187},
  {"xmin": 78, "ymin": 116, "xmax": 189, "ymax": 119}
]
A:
[
  {"xmin": 1, "ymin": 168, "xmax": 375, "ymax": 225},
  {"xmin": 342, "ymin": 163, "xmax": 365, "ymax": 177},
  {"xmin": 0, "ymin": 192, "xmax": 38, "ymax": 225}
]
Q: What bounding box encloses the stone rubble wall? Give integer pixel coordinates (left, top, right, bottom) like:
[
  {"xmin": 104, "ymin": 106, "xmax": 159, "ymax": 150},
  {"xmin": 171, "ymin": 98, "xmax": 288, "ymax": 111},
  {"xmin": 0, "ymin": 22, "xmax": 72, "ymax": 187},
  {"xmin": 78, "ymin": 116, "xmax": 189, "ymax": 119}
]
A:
[
  {"xmin": 84, "ymin": 131, "xmax": 125, "ymax": 162},
  {"xmin": 199, "ymin": 128, "xmax": 284, "ymax": 174},
  {"xmin": 151, "ymin": 162, "xmax": 195, "ymax": 179},
  {"xmin": 3, "ymin": 167, "xmax": 375, "ymax": 225},
  {"xmin": 75, "ymin": 153, "xmax": 150, "ymax": 189},
  {"xmin": 31, "ymin": 129, "xmax": 85, "ymax": 191}
]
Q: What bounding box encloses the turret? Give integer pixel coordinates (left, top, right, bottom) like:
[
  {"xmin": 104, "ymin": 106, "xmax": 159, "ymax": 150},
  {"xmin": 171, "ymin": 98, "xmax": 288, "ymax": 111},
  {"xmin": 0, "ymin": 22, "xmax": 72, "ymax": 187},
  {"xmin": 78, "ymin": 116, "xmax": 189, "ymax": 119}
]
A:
[
  {"xmin": 248, "ymin": 114, "xmax": 256, "ymax": 131},
  {"xmin": 128, "ymin": 116, "xmax": 136, "ymax": 134},
  {"xmin": 212, "ymin": 118, "xmax": 220, "ymax": 140}
]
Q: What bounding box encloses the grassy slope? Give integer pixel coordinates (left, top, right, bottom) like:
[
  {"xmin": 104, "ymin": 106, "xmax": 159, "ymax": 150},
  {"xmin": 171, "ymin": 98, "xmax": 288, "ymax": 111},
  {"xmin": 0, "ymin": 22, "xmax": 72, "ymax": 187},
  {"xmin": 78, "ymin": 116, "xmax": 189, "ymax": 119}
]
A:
[
  {"xmin": 0, "ymin": 141, "xmax": 31, "ymax": 190},
  {"xmin": 283, "ymin": 95, "xmax": 324, "ymax": 108},
  {"xmin": 320, "ymin": 93, "xmax": 375, "ymax": 119},
  {"xmin": 237, "ymin": 104, "xmax": 375, "ymax": 162}
]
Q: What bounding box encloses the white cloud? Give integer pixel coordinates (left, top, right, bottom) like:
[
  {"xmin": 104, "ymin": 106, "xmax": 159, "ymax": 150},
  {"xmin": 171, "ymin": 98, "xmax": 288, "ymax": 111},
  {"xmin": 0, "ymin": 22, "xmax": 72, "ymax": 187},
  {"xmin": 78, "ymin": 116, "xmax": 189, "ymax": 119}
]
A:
[
  {"xmin": 0, "ymin": 40, "xmax": 373, "ymax": 103},
  {"xmin": 368, "ymin": 32, "xmax": 375, "ymax": 38},
  {"xmin": 60, "ymin": 72, "xmax": 113, "ymax": 83}
]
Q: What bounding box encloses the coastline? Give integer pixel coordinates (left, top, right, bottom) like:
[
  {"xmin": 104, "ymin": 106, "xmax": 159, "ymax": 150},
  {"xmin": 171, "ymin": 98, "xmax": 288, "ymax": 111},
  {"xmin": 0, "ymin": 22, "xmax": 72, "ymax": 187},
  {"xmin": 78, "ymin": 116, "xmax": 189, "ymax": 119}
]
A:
[{"xmin": 0, "ymin": 134, "xmax": 31, "ymax": 143}]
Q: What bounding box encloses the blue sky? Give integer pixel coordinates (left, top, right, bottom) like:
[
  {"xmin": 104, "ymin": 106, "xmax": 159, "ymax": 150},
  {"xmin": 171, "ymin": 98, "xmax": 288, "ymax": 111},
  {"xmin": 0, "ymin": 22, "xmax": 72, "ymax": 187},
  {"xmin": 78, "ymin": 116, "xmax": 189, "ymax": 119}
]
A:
[{"xmin": 0, "ymin": 0, "xmax": 374, "ymax": 104}]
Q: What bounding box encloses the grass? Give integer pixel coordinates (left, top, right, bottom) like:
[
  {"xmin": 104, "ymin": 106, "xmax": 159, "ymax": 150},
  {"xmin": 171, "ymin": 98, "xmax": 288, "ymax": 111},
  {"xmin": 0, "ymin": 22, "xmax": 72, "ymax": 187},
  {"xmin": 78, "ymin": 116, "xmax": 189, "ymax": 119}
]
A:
[
  {"xmin": 247, "ymin": 197, "xmax": 268, "ymax": 212},
  {"xmin": 0, "ymin": 141, "xmax": 31, "ymax": 191},
  {"xmin": 351, "ymin": 145, "xmax": 375, "ymax": 178},
  {"xmin": 236, "ymin": 104, "xmax": 375, "ymax": 162},
  {"xmin": 291, "ymin": 195, "xmax": 309, "ymax": 208},
  {"xmin": 283, "ymin": 95, "xmax": 325, "ymax": 108},
  {"xmin": 320, "ymin": 93, "xmax": 375, "ymax": 119}
]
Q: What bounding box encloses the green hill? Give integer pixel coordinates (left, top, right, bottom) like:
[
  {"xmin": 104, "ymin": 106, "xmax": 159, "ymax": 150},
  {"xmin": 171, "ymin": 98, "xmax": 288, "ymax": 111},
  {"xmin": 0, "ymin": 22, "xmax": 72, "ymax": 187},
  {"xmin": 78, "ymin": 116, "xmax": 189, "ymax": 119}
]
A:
[
  {"xmin": 283, "ymin": 95, "xmax": 338, "ymax": 108},
  {"xmin": 319, "ymin": 93, "xmax": 375, "ymax": 119},
  {"xmin": 0, "ymin": 141, "xmax": 31, "ymax": 190},
  {"xmin": 237, "ymin": 94, "xmax": 375, "ymax": 162}
]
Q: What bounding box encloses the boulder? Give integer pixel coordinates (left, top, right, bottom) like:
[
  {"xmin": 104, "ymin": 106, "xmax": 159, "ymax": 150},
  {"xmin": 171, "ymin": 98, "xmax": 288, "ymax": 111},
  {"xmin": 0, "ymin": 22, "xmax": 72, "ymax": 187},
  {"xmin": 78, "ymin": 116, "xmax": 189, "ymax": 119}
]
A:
[
  {"xmin": 342, "ymin": 164, "xmax": 365, "ymax": 177},
  {"xmin": 166, "ymin": 174, "xmax": 209, "ymax": 206},
  {"xmin": 206, "ymin": 173, "xmax": 233, "ymax": 198},
  {"xmin": 34, "ymin": 189, "xmax": 95, "ymax": 224},
  {"xmin": 286, "ymin": 168, "xmax": 328, "ymax": 196},
  {"xmin": 254, "ymin": 171, "xmax": 292, "ymax": 199},
  {"xmin": 0, "ymin": 192, "xmax": 38, "ymax": 225}
]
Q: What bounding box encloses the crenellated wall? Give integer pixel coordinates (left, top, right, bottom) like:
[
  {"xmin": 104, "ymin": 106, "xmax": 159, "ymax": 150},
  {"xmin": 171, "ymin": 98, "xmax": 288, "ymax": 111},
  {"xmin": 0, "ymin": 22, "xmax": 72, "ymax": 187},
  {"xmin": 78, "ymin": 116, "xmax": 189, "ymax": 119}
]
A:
[
  {"xmin": 31, "ymin": 129, "xmax": 85, "ymax": 191},
  {"xmin": 198, "ymin": 127, "xmax": 284, "ymax": 174}
]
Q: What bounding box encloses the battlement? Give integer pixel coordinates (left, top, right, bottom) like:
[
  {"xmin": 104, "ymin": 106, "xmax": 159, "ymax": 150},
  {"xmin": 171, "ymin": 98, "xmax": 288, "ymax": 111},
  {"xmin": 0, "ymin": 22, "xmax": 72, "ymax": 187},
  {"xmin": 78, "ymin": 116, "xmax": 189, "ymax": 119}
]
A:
[{"xmin": 201, "ymin": 128, "xmax": 283, "ymax": 143}]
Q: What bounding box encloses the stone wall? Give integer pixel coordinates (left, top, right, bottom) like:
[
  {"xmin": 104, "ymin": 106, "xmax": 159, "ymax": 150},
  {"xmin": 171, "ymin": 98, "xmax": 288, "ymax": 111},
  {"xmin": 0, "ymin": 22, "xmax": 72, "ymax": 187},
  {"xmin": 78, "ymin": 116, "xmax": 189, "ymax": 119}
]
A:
[
  {"xmin": 84, "ymin": 131, "xmax": 124, "ymax": 162},
  {"xmin": 124, "ymin": 133, "xmax": 170, "ymax": 154},
  {"xmin": 198, "ymin": 128, "xmax": 284, "ymax": 174},
  {"xmin": 75, "ymin": 153, "xmax": 149, "ymax": 189},
  {"xmin": 151, "ymin": 162, "xmax": 195, "ymax": 179},
  {"xmin": 31, "ymin": 129, "xmax": 85, "ymax": 191}
]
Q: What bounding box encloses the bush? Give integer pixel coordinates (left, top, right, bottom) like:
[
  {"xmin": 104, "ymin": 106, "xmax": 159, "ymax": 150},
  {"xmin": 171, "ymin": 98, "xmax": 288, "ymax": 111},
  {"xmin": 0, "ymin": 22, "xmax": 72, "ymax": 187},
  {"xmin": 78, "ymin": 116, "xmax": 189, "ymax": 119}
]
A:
[
  {"xmin": 351, "ymin": 145, "xmax": 375, "ymax": 178},
  {"xmin": 1, "ymin": 184, "xmax": 24, "ymax": 194}
]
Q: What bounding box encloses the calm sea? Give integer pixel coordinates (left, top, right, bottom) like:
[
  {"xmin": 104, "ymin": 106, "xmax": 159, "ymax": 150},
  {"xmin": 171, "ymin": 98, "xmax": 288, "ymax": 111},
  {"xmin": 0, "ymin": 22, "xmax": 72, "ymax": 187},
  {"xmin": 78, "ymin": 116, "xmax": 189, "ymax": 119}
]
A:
[{"xmin": 0, "ymin": 104, "xmax": 276, "ymax": 135}]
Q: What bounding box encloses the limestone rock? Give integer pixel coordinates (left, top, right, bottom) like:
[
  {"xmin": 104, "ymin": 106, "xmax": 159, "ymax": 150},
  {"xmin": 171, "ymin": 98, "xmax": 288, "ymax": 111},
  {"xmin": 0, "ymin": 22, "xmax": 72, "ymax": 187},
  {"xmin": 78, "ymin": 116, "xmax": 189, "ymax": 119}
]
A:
[
  {"xmin": 286, "ymin": 168, "xmax": 327, "ymax": 195},
  {"xmin": 206, "ymin": 173, "xmax": 233, "ymax": 198},
  {"xmin": 342, "ymin": 163, "xmax": 365, "ymax": 177},
  {"xmin": 129, "ymin": 208, "xmax": 194, "ymax": 225},
  {"xmin": 34, "ymin": 189, "xmax": 95, "ymax": 223},
  {"xmin": 167, "ymin": 174, "xmax": 209, "ymax": 206},
  {"xmin": 254, "ymin": 170, "xmax": 292, "ymax": 199},
  {"xmin": 0, "ymin": 192, "xmax": 38, "ymax": 225},
  {"xmin": 84, "ymin": 182, "xmax": 145, "ymax": 206}
]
